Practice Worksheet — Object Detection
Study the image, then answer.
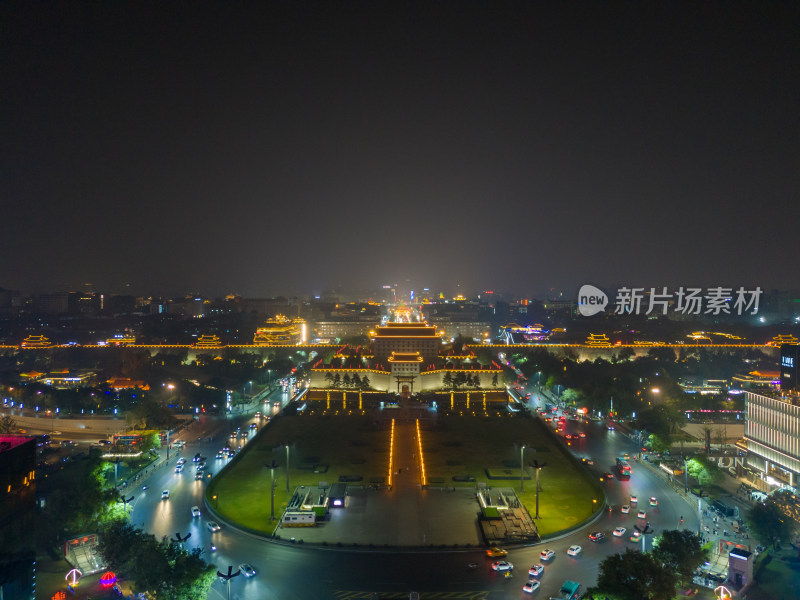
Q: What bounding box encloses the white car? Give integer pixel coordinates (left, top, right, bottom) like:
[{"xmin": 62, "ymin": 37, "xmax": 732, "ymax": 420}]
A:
[
  {"xmin": 176, "ymin": 458, "xmax": 186, "ymax": 465},
  {"xmin": 207, "ymin": 521, "xmax": 221, "ymax": 532},
  {"xmin": 613, "ymin": 527, "xmax": 626, "ymax": 537},
  {"xmin": 637, "ymin": 510, "xmax": 647, "ymax": 519},
  {"xmin": 491, "ymin": 561, "xmax": 514, "ymax": 572},
  {"xmin": 239, "ymin": 563, "xmax": 256, "ymax": 578},
  {"xmin": 539, "ymin": 549, "xmax": 555, "ymax": 561},
  {"xmin": 630, "ymin": 495, "xmax": 638, "ymax": 504},
  {"xmin": 191, "ymin": 506, "xmax": 201, "ymax": 518},
  {"xmin": 649, "ymin": 496, "xmax": 658, "ymax": 506},
  {"xmin": 567, "ymin": 545, "xmax": 582, "ymax": 557},
  {"xmin": 523, "ymin": 580, "xmax": 540, "ymax": 593},
  {"xmin": 621, "ymin": 505, "xmax": 630, "ymax": 514},
  {"xmin": 175, "ymin": 465, "xmax": 183, "ymax": 473},
  {"xmin": 161, "ymin": 490, "xmax": 169, "ymax": 500},
  {"xmin": 528, "ymin": 564, "xmax": 544, "ymax": 577}
]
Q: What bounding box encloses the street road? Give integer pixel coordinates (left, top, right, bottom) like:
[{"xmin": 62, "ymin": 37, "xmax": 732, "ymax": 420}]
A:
[{"xmin": 122, "ymin": 381, "xmax": 702, "ymax": 599}]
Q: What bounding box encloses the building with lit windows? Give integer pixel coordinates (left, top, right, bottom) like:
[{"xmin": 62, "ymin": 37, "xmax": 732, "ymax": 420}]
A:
[
  {"xmin": 388, "ymin": 351, "xmax": 423, "ymax": 394},
  {"xmin": 743, "ymin": 390, "xmax": 800, "ymax": 491},
  {"xmin": 253, "ymin": 314, "xmax": 306, "ymax": 344},
  {"xmin": 372, "ymin": 322, "xmax": 441, "ymax": 362}
]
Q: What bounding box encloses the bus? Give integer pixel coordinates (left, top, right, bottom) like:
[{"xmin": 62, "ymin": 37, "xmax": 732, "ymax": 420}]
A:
[{"xmin": 615, "ymin": 457, "xmax": 632, "ymax": 477}]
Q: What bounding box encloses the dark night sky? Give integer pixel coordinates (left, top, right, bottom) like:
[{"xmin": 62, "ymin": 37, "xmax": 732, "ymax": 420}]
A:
[{"xmin": 2, "ymin": 2, "xmax": 799, "ymax": 298}]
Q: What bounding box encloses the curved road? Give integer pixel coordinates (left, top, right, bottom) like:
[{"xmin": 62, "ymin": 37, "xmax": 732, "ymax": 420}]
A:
[{"xmin": 128, "ymin": 389, "xmax": 700, "ymax": 599}]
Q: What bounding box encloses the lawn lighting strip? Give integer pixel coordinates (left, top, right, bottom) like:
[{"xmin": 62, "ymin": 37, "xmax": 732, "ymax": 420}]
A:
[
  {"xmin": 416, "ymin": 418, "xmax": 427, "ymax": 486},
  {"xmin": 388, "ymin": 418, "xmax": 395, "ymax": 487}
]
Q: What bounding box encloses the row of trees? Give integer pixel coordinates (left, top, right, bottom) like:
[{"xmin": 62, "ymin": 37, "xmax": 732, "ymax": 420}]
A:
[
  {"xmin": 323, "ymin": 372, "xmax": 372, "ymax": 389},
  {"xmin": 587, "ymin": 530, "xmax": 707, "ymax": 600},
  {"xmin": 442, "ymin": 371, "xmax": 493, "ymax": 389},
  {"xmin": 98, "ymin": 521, "xmax": 216, "ymax": 599}
]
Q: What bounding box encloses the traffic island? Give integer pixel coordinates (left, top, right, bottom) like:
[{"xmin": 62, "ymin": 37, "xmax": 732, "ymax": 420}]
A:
[{"xmin": 206, "ymin": 408, "xmax": 603, "ymax": 547}]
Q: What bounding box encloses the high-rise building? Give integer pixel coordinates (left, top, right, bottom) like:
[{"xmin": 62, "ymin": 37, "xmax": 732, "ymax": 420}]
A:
[{"xmin": 744, "ymin": 390, "xmax": 800, "ymax": 490}]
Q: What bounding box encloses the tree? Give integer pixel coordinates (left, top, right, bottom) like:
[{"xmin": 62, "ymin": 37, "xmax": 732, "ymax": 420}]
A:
[
  {"xmin": 646, "ymin": 433, "xmax": 671, "ymax": 455},
  {"xmin": 98, "ymin": 520, "xmax": 216, "ymax": 599},
  {"xmin": 590, "ymin": 549, "xmax": 677, "ymax": 600},
  {"xmin": 652, "ymin": 529, "xmax": 707, "ymax": 587},
  {"xmin": 0, "ymin": 415, "xmax": 17, "ymax": 433},
  {"xmin": 472, "ymin": 373, "xmax": 481, "ymax": 388},
  {"xmin": 442, "ymin": 372, "xmax": 454, "ymax": 390},
  {"xmin": 747, "ymin": 497, "xmax": 796, "ymax": 549},
  {"xmin": 342, "ymin": 373, "xmax": 352, "ymax": 388},
  {"xmin": 454, "ymin": 372, "xmax": 467, "ymax": 389},
  {"xmin": 324, "ymin": 372, "xmax": 334, "ymax": 387},
  {"xmin": 138, "ymin": 432, "xmax": 161, "ymax": 453},
  {"xmin": 561, "ymin": 388, "xmax": 583, "ymax": 407},
  {"xmin": 491, "ymin": 372, "xmax": 499, "ymax": 387},
  {"xmin": 359, "ymin": 374, "xmax": 371, "ymax": 390},
  {"xmin": 686, "ymin": 456, "xmax": 723, "ymax": 491}
]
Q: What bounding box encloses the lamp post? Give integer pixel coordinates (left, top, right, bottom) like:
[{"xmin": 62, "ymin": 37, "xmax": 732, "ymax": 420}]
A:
[
  {"xmin": 285, "ymin": 443, "xmax": 291, "ymax": 492},
  {"xmin": 634, "ymin": 522, "xmax": 654, "ymax": 552},
  {"xmin": 532, "ymin": 459, "xmax": 547, "ymax": 519},
  {"xmin": 519, "ymin": 444, "xmax": 527, "ymax": 492},
  {"xmin": 265, "ymin": 460, "xmax": 278, "ymax": 521},
  {"xmin": 170, "ymin": 532, "xmax": 191, "ymax": 546},
  {"xmin": 217, "ymin": 566, "xmax": 241, "ymax": 600},
  {"xmin": 119, "ymin": 495, "xmax": 134, "ymax": 510},
  {"xmin": 112, "ymin": 458, "xmax": 121, "ymax": 488}
]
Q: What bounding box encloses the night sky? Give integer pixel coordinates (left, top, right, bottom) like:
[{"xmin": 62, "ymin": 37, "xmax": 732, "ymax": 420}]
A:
[{"xmin": 2, "ymin": 2, "xmax": 799, "ymax": 298}]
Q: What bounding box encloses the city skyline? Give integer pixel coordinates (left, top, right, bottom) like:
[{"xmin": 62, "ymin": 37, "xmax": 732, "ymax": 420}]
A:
[{"xmin": 3, "ymin": 3, "xmax": 799, "ymax": 297}]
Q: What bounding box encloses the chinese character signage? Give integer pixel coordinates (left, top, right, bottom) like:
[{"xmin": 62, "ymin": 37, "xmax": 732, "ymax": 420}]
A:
[{"xmin": 577, "ymin": 285, "xmax": 762, "ymax": 317}]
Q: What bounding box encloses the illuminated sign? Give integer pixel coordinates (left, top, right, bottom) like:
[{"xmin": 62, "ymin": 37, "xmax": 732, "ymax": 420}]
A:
[{"xmin": 782, "ymin": 356, "xmax": 794, "ymax": 368}]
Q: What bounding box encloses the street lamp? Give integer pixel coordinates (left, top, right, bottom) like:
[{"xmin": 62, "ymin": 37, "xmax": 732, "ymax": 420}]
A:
[
  {"xmin": 592, "ymin": 498, "xmax": 598, "ymax": 514},
  {"xmin": 265, "ymin": 460, "xmax": 279, "ymax": 521},
  {"xmin": 217, "ymin": 566, "xmax": 241, "ymax": 600},
  {"xmin": 171, "ymin": 532, "xmax": 191, "ymax": 545},
  {"xmin": 520, "ymin": 444, "xmax": 527, "ymax": 492},
  {"xmin": 532, "ymin": 459, "xmax": 547, "ymax": 519},
  {"xmin": 634, "ymin": 522, "xmax": 654, "ymax": 552},
  {"xmin": 285, "ymin": 443, "xmax": 291, "ymax": 492},
  {"xmin": 118, "ymin": 495, "xmax": 134, "ymax": 510}
]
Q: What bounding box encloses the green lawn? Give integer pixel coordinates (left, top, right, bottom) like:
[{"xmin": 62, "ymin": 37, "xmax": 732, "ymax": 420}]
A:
[
  {"xmin": 208, "ymin": 411, "xmax": 603, "ymax": 537},
  {"xmin": 424, "ymin": 414, "xmax": 603, "ymax": 536},
  {"xmin": 206, "ymin": 414, "xmax": 391, "ymax": 533}
]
